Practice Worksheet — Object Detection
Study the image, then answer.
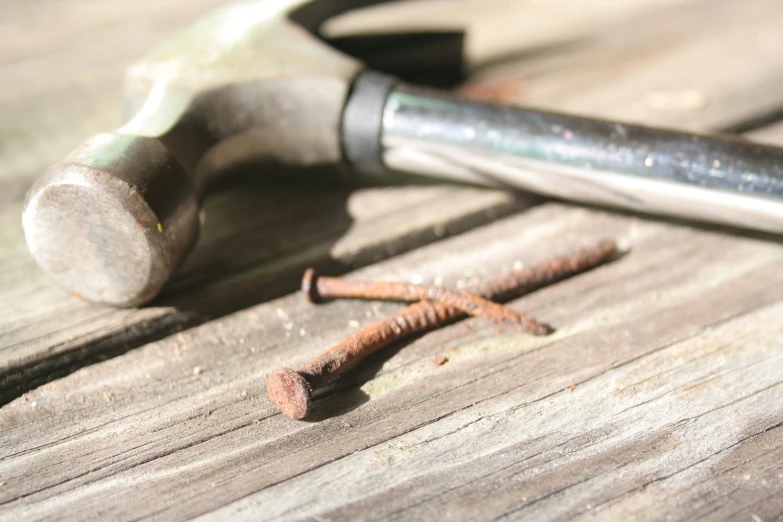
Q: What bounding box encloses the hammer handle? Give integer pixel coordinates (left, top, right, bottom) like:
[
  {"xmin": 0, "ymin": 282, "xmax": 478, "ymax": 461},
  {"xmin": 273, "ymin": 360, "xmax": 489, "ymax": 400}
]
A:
[{"xmin": 344, "ymin": 72, "xmax": 783, "ymax": 234}]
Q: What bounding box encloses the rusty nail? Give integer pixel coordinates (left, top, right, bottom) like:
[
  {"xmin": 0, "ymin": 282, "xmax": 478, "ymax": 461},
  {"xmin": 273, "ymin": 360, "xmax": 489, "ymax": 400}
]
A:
[
  {"xmin": 475, "ymin": 239, "xmax": 619, "ymax": 302},
  {"xmin": 301, "ymin": 269, "xmax": 552, "ymax": 335},
  {"xmin": 268, "ymin": 238, "xmax": 618, "ymax": 420},
  {"xmin": 268, "ymin": 299, "xmax": 454, "ymax": 419}
]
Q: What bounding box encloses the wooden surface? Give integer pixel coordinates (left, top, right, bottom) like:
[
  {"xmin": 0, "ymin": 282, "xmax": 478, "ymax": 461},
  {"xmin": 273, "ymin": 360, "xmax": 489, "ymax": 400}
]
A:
[{"xmin": 1, "ymin": 0, "xmax": 782, "ymax": 520}]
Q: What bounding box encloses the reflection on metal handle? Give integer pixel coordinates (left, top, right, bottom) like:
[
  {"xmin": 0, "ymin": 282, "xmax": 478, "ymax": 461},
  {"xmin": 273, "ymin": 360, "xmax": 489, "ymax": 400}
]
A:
[{"xmin": 380, "ymin": 83, "xmax": 783, "ymax": 234}]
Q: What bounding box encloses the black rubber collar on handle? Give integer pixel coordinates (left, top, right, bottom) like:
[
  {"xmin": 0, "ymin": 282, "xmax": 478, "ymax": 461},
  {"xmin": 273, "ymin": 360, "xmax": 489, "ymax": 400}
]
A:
[{"xmin": 341, "ymin": 70, "xmax": 398, "ymax": 180}]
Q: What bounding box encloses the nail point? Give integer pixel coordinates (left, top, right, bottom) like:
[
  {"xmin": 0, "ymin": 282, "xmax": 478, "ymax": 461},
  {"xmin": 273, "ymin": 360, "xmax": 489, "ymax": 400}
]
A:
[
  {"xmin": 613, "ymin": 238, "xmax": 632, "ymax": 254},
  {"xmin": 267, "ymin": 367, "xmax": 312, "ymax": 420},
  {"xmin": 536, "ymin": 323, "xmax": 555, "ymax": 336}
]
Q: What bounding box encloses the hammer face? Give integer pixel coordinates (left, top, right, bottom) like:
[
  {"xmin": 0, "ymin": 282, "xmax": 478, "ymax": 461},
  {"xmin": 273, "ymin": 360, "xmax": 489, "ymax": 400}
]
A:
[{"xmin": 23, "ymin": 134, "xmax": 199, "ymax": 307}]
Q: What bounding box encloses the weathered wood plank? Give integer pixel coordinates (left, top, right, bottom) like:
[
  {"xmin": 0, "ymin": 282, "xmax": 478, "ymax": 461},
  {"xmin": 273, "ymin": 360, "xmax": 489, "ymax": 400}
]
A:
[
  {"xmin": 3, "ymin": 117, "xmax": 783, "ymax": 519},
  {"xmin": 1, "ymin": 201, "xmax": 781, "ymax": 521},
  {"xmin": 477, "ymin": 0, "xmax": 783, "ymax": 132},
  {"xmin": 211, "ymin": 304, "xmax": 783, "ymax": 521},
  {"xmin": 6, "ymin": 0, "xmax": 781, "ymax": 402},
  {"xmin": 322, "ymin": 0, "xmax": 695, "ymax": 68},
  {"xmin": 3, "ymin": 1, "xmax": 783, "ymax": 518},
  {"xmin": 0, "ymin": 184, "xmax": 526, "ymax": 403}
]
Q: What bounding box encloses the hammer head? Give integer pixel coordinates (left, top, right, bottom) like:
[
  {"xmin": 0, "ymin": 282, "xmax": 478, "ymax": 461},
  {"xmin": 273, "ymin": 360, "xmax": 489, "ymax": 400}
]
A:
[
  {"xmin": 23, "ymin": 0, "xmax": 363, "ymax": 307},
  {"xmin": 24, "ymin": 134, "xmax": 198, "ymax": 306}
]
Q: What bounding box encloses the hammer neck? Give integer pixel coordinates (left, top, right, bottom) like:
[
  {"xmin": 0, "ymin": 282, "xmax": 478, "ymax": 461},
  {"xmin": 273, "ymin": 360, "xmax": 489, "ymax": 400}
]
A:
[{"xmin": 118, "ymin": 82, "xmax": 216, "ymax": 194}]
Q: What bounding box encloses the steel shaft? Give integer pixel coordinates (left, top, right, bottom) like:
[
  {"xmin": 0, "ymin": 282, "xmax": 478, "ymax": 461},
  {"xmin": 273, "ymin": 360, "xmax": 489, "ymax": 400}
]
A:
[{"xmin": 377, "ymin": 82, "xmax": 783, "ymax": 234}]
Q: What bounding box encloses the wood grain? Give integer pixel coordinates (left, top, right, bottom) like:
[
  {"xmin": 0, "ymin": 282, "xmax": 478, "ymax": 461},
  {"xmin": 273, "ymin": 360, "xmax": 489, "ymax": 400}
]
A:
[
  {"xmin": 0, "ymin": 184, "xmax": 527, "ymax": 403},
  {"xmin": 4, "ymin": 0, "xmax": 783, "ymax": 403},
  {"xmin": 322, "ymin": 0, "xmax": 696, "ymax": 67},
  {"xmin": 475, "ymin": 0, "xmax": 783, "ymax": 132},
  {"xmin": 1, "ymin": 202, "xmax": 781, "ymax": 521},
  {"xmin": 2, "ymin": 0, "xmax": 783, "ymax": 519}
]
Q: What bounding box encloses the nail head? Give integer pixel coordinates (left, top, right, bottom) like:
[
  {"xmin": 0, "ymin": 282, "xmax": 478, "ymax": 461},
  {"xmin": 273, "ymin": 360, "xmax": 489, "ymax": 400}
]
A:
[
  {"xmin": 267, "ymin": 367, "xmax": 313, "ymax": 420},
  {"xmin": 301, "ymin": 268, "xmax": 322, "ymax": 303}
]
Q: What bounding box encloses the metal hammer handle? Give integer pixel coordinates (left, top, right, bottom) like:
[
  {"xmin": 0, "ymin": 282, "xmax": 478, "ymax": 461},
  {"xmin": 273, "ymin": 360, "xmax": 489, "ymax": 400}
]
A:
[{"xmin": 344, "ymin": 72, "xmax": 783, "ymax": 234}]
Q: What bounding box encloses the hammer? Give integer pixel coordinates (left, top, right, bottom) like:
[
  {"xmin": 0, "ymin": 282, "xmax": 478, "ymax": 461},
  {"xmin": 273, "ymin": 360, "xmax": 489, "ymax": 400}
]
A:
[{"xmin": 23, "ymin": 0, "xmax": 783, "ymax": 307}]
